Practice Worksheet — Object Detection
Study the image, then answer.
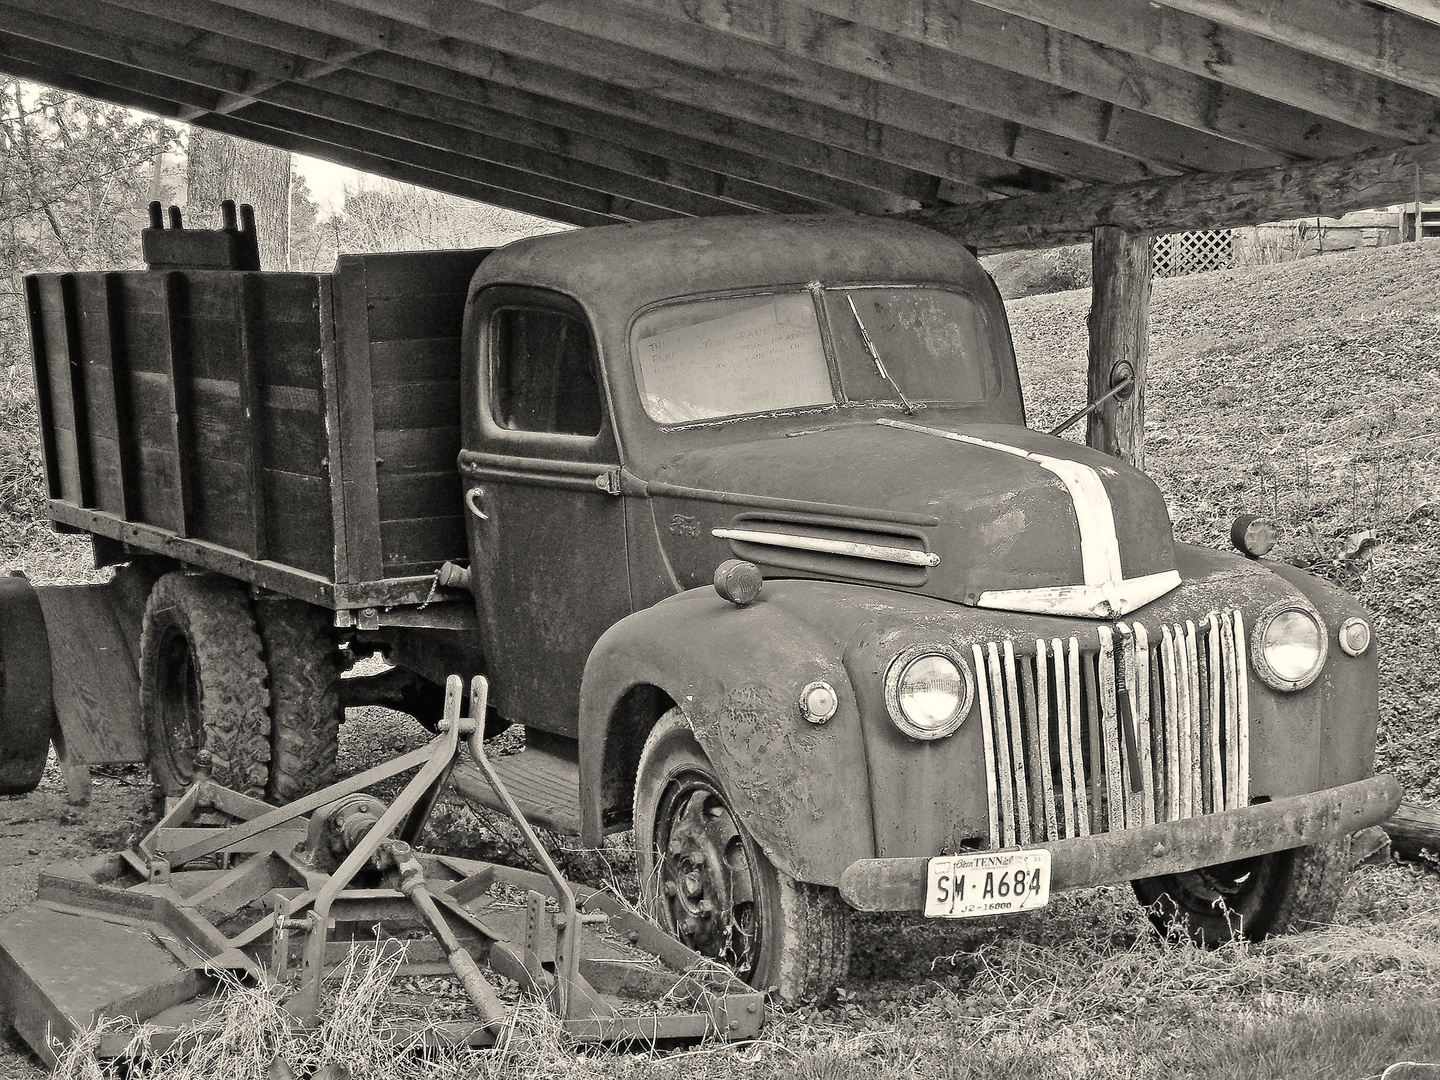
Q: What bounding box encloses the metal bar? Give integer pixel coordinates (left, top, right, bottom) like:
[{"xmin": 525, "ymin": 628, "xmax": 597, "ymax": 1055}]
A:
[
  {"xmin": 1066, "ymin": 636, "xmax": 1089, "ymax": 837},
  {"xmin": 1183, "ymin": 622, "xmax": 1203, "ymax": 816},
  {"xmin": 1204, "ymin": 615, "xmax": 1223, "ymax": 812},
  {"xmin": 1133, "ymin": 622, "xmax": 1156, "ymax": 827},
  {"xmin": 1221, "ymin": 610, "xmax": 1241, "ymax": 811},
  {"xmin": 1234, "ymin": 610, "xmax": 1251, "ymax": 806},
  {"xmin": 1002, "ymin": 641, "xmax": 1032, "ymax": 845},
  {"xmin": 710, "ymin": 527, "xmax": 940, "ymax": 567},
  {"xmin": 293, "ymin": 701, "xmax": 468, "ymax": 1021},
  {"xmin": 1161, "ymin": 625, "xmax": 1182, "ymax": 821},
  {"xmin": 1031, "ymin": 640, "xmax": 1058, "ymax": 842},
  {"xmin": 986, "ymin": 643, "xmax": 1017, "ymax": 847},
  {"xmin": 1084, "ymin": 648, "xmax": 1104, "ymax": 831},
  {"xmin": 972, "ymin": 644, "xmax": 1001, "ymax": 850},
  {"xmin": 838, "ymin": 775, "xmax": 1405, "ymax": 912},
  {"xmin": 1048, "ymin": 639, "xmax": 1076, "ymax": 839},
  {"xmin": 166, "ymin": 741, "xmax": 439, "ymax": 868},
  {"xmin": 1097, "ymin": 627, "xmax": 1125, "ymax": 832}
]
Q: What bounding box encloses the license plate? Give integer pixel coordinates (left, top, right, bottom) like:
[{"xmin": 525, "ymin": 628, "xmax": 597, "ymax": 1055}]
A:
[{"xmin": 924, "ymin": 850, "xmax": 1052, "ymax": 918}]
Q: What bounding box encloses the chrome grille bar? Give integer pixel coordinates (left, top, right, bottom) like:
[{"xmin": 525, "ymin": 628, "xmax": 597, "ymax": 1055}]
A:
[
  {"xmin": 972, "ymin": 643, "xmax": 1001, "ymax": 850},
  {"xmin": 975, "ymin": 610, "xmax": 1251, "ymax": 848}
]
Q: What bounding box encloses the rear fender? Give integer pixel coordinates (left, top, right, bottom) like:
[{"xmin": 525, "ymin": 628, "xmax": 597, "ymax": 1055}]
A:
[{"xmin": 578, "ymin": 588, "xmax": 874, "ymax": 885}]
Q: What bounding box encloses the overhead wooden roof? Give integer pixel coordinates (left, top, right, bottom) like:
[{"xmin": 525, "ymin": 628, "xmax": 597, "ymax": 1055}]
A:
[{"xmin": 3, "ymin": 0, "xmax": 1440, "ymax": 251}]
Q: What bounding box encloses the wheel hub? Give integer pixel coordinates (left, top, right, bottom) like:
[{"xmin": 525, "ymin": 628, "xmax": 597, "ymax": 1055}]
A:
[{"xmin": 658, "ymin": 784, "xmax": 758, "ymax": 972}]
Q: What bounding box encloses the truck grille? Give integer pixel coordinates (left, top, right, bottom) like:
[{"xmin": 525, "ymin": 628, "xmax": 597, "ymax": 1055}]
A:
[{"xmin": 972, "ymin": 610, "xmax": 1250, "ymax": 849}]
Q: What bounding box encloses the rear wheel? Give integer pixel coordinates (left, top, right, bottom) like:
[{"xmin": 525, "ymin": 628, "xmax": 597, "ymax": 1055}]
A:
[
  {"xmin": 0, "ymin": 575, "xmax": 54, "ymax": 796},
  {"xmin": 256, "ymin": 599, "xmax": 341, "ymax": 803},
  {"xmin": 634, "ymin": 709, "xmax": 851, "ymax": 1002},
  {"xmin": 140, "ymin": 573, "xmax": 271, "ymax": 798},
  {"xmin": 1132, "ymin": 839, "xmax": 1349, "ymax": 946}
]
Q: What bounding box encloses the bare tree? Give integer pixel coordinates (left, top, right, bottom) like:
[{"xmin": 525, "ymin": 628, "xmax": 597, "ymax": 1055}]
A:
[{"xmin": 186, "ymin": 127, "xmax": 291, "ymax": 269}]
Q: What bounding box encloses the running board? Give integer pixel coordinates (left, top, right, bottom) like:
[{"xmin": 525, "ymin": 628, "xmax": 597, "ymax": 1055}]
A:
[{"xmin": 452, "ymin": 746, "xmax": 581, "ymax": 834}]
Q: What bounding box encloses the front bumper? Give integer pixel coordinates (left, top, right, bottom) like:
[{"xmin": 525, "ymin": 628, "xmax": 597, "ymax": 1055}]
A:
[{"xmin": 839, "ymin": 774, "xmax": 1402, "ymax": 912}]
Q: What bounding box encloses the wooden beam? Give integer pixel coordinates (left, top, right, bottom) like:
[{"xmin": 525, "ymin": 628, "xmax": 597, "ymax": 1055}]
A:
[
  {"xmin": 479, "ymin": 0, "xmax": 1175, "ymax": 182},
  {"xmin": 970, "ymin": 0, "xmax": 1440, "ymax": 146},
  {"xmin": 1159, "ymin": 0, "xmax": 1440, "ymax": 100},
  {"xmin": 794, "ymin": 0, "xmax": 1390, "ymax": 162},
  {"xmin": 0, "ymin": 38, "xmax": 612, "ymax": 227},
  {"xmin": 612, "ymin": 0, "xmax": 1288, "ymax": 173},
  {"xmin": 1385, "ymin": 800, "xmax": 1440, "ymax": 860},
  {"xmin": 284, "ymin": 0, "xmax": 1157, "ymax": 188},
  {"xmin": 1085, "ymin": 229, "xmax": 1151, "ymax": 469},
  {"xmin": 1, "ymin": 0, "xmax": 738, "ymax": 219},
  {"xmin": 902, "ymin": 140, "xmax": 1440, "ymax": 254},
  {"xmin": 204, "ymin": 0, "xmax": 959, "ymax": 204},
  {"xmin": 87, "ymin": 0, "xmax": 848, "ymax": 214}
]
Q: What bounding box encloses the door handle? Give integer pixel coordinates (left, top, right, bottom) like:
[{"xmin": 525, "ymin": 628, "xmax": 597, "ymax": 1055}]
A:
[{"xmin": 465, "ymin": 487, "xmax": 488, "ymax": 521}]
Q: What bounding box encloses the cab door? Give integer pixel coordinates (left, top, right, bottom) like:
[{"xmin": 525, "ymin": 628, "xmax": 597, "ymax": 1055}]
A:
[{"xmin": 460, "ymin": 286, "xmax": 629, "ymax": 736}]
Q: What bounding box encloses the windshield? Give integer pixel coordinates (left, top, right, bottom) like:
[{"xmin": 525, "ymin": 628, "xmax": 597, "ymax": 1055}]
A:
[{"xmin": 631, "ymin": 286, "xmax": 1000, "ymax": 425}]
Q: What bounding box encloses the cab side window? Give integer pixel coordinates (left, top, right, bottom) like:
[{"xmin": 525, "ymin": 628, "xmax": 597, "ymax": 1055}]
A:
[{"xmin": 492, "ymin": 307, "xmax": 603, "ymax": 437}]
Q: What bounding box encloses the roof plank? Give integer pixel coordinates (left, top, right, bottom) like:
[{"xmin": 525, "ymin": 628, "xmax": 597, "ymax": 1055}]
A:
[
  {"xmin": 1159, "ymin": 0, "xmax": 1440, "ymax": 100},
  {"xmin": 906, "ymin": 140, "xmax": 1440, "ymax": 252},
  {"xmin": 95, "ymin": 0, "xmax": 870, "ymax": 213},
  {"xmin": 972, "ymin": 0, "xmax": 1440, "ymax": 145},
  {"xmin": 608, "ymin": 0, "xmax": 1292, "ymax": 172},
  {"xmin": 3, "ymin": 0, "xmax": 736, "ymax": 218},
  {"xmin": 0, "ymin": 39, "xmax": 612, "ymax": 227},
  {"xmin": 301, "ymin": 0, "xmax": 1162, "ymax": 187},
  {"xmin": 205, "ymin": 0, "xmax": 963, "ymax": 204},
  {"xmin": 793, "ymin": 0, "xmax": 1389, "ymax": 160}
]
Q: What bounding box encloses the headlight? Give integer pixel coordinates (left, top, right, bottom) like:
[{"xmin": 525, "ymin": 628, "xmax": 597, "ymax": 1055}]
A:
[
  {"xmin": 884, "ymin": 645, "xmax": 972, "ymax": 740},
  {"xmin": 1251, "ymin": 604, "xmax": 1328, "ymax": 691}
]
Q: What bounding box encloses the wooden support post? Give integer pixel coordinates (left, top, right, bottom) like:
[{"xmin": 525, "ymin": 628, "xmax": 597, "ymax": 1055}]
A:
[{"xmin": 1086, "ymin": 227, "xmax": 1152, "ymax": 470}]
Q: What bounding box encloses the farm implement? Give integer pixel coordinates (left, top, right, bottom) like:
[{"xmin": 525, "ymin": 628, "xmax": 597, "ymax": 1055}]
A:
[{"xmin": 0, "ymin": 676, "xmax": 764, "ymax": 1068}]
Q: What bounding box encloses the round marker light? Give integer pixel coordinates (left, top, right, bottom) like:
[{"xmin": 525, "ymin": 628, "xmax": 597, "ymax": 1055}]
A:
[
  {"xmin": 800, "ymin": 680, "xmax": 839, "ymax": 724},
  {"xmin": 884, "ymin": 645, "xmax": 972, "ymax": 741},
  {"xmin": 1231, "ymin": 513, "xmax": 1277, "ymax": 558},
  {"xmin": 1338, "ymin": 617, "xmax": 1371, "ymax": 657},
  {"xmin": 714, "ymin": 559, "xmax": 763, "ymax": 606},
  {"xmin": 1252, "ymin": 604, "xmax": 1327, "ymax": 691}
]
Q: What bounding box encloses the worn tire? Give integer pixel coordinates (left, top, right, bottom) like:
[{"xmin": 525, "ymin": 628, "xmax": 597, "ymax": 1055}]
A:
[
  {"xmin": 0, "ymin": 575, "xmax": 54, "ymax": 796},
  {"xmin": 634, "ymin": 709, "xmax": 851, "ymax": 1002},
  {"xmin": 140, "ymin": 573, "xmax": 271, "ymax": 798},
  {"xmin": 1132, "ymin": 839, "xmax": 1350, "ymax": 946},
  {"xmin": 256, "ymin": 599, "xmax": 341, "ymax": 803}
]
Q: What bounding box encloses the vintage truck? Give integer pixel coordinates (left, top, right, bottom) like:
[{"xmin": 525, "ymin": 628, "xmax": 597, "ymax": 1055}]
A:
[{"xmin": 0, "ymin": 210, "xmax": 1399, "ymax": 1001}]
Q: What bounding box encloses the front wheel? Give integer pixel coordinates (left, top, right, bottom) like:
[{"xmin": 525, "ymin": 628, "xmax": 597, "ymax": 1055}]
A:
[
  {"xmin": 1131, "ymin": 839, "xmax": 1349, "ymax": 946},
  {"xmin": 633, "ymin": 709, "xmax": 851, "ymax": 1002}
]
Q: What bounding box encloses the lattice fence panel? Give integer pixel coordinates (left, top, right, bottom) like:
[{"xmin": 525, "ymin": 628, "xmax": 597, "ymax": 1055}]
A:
[{"xmin": 1152, "ymin": 230, "xmax": 1235, "ymax": 278}]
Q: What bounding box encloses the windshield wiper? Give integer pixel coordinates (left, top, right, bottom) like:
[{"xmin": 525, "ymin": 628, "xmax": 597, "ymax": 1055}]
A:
[{"xmin": 846, "ymin": 293, "xmax": 918, "ymax": 415}]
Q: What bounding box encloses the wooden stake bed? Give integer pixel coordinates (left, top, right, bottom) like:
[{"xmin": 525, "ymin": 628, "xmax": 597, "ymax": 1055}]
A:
[{"xmin": 25, "ymin": 250, "xmax": 492, "ymax": 615}]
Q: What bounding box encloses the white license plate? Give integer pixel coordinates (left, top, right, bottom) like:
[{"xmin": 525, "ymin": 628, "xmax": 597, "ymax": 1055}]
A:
[{"xmin": 924, "ymin": 850, "xmax": 1052, "ymax": 918}]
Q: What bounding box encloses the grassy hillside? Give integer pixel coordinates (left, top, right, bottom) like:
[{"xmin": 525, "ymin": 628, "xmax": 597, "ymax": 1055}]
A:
[{"xmin": 1009, "ymin": 238, "xmax": 1440, "ymax": 803}]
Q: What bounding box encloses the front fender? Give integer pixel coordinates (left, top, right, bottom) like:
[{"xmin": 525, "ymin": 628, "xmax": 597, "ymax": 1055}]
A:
[{"xmin": 578, "ymin": 587, "xmax": 875, "ymax": 885}]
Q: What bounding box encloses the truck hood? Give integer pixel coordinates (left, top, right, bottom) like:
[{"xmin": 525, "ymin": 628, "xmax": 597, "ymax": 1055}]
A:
[{"xmin": 644, "ymin": 418, "xmax": 1179, "ymax": 618}]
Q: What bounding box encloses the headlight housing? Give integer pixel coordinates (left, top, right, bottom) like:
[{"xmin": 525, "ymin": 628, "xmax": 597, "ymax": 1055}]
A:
[
  {"xmin": 884, "ymin": 644, "xmax": 973, "ymax": 740},
  {"xmin": 1251, "ymin": 603, "xmax": 1328, "ymax": 691}
]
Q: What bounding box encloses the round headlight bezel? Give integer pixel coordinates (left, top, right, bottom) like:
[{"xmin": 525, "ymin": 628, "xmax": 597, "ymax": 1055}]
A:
[
  {"xmin": 1251, "ymin": 602, "xmax": 1328, "ymax": 691},
  {"xmin": 884, "ymin": 644, "xmax": 973, "ymax": 741}
]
